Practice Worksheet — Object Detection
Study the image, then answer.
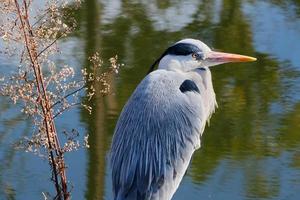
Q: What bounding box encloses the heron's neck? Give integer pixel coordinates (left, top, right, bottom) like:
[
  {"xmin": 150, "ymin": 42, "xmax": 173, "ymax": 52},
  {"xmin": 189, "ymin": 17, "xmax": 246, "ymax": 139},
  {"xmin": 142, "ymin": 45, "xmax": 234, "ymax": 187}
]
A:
[{"xmin": 190, "ymin": 69, "xmax": 218, "ymax": 121}]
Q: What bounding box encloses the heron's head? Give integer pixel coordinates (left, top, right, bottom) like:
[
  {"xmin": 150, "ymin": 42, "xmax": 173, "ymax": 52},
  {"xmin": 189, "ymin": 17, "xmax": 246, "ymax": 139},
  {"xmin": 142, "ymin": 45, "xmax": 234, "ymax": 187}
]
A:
[{"xmin": 148, "ymin": 38, "xmax": 256, "ymax": 73}]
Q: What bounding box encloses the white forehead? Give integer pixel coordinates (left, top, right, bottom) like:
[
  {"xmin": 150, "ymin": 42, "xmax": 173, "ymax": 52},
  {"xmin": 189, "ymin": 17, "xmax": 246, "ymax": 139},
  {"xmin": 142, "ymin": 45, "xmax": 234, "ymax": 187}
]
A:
[{"xmin": 175, "ymin": 38, "xmax": 212, "ymax": 53}]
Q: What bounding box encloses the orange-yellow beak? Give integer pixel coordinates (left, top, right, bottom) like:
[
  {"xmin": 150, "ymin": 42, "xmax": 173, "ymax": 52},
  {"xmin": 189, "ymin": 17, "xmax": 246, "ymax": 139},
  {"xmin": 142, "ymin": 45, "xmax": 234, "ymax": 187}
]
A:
[{"xmin": 206, "ymin": 51, "xmax": 257, "ymax": 63}]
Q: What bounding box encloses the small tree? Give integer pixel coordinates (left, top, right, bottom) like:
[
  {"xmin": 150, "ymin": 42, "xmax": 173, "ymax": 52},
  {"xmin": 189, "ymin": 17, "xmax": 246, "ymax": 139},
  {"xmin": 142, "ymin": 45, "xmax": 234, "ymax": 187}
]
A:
[{"xmin": 0, "ymin": 0, "xmax": 120, "ymax": 199}]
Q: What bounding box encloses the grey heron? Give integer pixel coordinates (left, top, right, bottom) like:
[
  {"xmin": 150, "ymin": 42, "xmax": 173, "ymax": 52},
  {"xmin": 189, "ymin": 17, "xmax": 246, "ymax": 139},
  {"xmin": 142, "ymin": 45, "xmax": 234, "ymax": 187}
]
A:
[{"xmin": 110, "ymin": 38, "xmax": 256, "ymax": 200}]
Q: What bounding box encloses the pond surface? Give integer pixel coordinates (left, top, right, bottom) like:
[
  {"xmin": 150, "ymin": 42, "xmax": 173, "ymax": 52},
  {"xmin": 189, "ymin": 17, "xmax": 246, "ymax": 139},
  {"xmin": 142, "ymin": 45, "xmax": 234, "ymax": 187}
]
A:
[{"xmin": 1, "ymin": 0, "xmax": 300, "ymax": 199}]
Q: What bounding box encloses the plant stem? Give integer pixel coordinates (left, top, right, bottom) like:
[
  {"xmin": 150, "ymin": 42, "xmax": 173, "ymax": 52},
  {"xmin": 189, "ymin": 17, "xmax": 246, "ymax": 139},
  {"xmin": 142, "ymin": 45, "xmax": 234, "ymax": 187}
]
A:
[{"xmin": 14, "ymin": 0, "xmax": 69, "ymax": 199}]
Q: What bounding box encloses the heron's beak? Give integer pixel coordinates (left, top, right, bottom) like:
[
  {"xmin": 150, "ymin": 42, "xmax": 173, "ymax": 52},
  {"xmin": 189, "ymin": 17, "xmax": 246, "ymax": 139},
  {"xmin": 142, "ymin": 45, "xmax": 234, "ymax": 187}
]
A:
[{"xmin": 206, "ymin": 51, "xmax": 257, "ymax": 64}]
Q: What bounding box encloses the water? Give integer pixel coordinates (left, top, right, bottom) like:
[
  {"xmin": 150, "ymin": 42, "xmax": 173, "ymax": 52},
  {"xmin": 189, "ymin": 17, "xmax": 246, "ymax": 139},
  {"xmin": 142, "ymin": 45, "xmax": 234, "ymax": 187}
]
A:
[{"xmin": 1, "ymin": 0, "xmax": 300, "ymax": 199}]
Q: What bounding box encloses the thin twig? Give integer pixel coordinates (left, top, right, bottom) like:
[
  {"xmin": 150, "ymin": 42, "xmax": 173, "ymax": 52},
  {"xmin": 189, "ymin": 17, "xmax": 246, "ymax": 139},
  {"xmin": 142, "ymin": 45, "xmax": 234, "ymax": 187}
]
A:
[
  {"xmin": 52, "ymin": 102, "xmax": 81, "ymax": 119},
  {"xmin": 32, "ymin": 8, "xmax": 50, "ymax": 27},
  {"xmin": 51, "ymin": 84, "xmax": 86, "ymax": 108},
  {"xmin": 36, "ymin": 30, "xmax": 67, "ymax": 60}
]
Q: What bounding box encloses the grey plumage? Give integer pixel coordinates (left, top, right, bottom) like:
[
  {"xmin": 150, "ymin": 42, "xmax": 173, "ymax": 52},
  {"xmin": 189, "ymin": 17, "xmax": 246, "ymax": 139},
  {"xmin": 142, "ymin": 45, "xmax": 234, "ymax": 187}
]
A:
[
  {"xmin": 110, "ymin": 39, "xmax": 256, "ymax": 200},
  {"xmin": 110, "ymin": 69, "xmax": 216, "ymax": 200}
]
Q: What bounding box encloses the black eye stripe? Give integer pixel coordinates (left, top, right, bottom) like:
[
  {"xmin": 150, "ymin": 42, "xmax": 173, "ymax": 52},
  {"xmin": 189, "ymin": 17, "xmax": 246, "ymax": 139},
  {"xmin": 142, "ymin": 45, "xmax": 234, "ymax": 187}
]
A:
[
  {"xmin": 147, "ymin": 42, "xmax": 203, "ymax": 74},
  {"xmin": 166, "ymin": 43, "xmax": 201, "ymax": 56}
]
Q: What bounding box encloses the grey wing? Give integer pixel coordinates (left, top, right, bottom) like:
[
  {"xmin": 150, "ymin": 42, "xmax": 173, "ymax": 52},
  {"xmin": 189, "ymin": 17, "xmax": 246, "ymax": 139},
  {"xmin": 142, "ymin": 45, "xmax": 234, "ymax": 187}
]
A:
[{"xmin": 110, "ymin": 70, "xmax": 207, "ymax": 200}]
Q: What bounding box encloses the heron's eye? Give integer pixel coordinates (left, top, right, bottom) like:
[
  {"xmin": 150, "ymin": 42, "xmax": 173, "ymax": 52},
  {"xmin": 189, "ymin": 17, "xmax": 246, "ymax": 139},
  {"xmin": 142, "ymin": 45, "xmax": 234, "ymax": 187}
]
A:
[{"xmin": 191, "ymin": 52, "xmax": 204, "ymax": 61}]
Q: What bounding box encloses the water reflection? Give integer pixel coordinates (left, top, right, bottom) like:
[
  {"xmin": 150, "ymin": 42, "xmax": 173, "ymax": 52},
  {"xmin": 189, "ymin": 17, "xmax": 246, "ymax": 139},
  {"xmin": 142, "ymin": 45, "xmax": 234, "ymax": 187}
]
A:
[
  {"xmin": 81, "ymin": 1, "xmax": 106, "ymax": 199},
  {"xmin": 78, "ymin": 0, "xmax": 300, "ymax": 199},
  {"xmin": 1, "ymin": 0, "xmax": 300, "ymax": 199},
  {"xmin": 80, "ymin": 1, "xmax": 119, "ymax": 199}
]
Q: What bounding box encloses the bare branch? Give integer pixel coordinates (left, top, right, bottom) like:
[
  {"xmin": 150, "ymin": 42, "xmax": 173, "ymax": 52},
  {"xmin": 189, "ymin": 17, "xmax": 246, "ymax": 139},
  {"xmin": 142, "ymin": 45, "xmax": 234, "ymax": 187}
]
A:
[
  {"xmin": 51, "ymin": 84, "xmax": 86, "ymax": 109},
  {"xmin": 36, "ymin": 31, "xmax": 66, "ymax": 60},
  {"xmin": 52, "ymin": 102, "xmax": 81, "ymax": 119},
  {"xmin": 32, "ymin": 8, "xmax": 50, "ymax": 27}
]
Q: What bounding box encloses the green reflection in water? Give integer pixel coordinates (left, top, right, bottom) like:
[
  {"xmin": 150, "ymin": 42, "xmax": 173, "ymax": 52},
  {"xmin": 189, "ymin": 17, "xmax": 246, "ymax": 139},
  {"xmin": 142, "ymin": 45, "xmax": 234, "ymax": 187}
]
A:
[
  {"xmin": 74, "ymin": 0, "xmax": 300, "ymax": 199},
  {"xmin": 0, "ymin": 0, "xmax": 298, "ymax": 199},
  {"xmin": 81, "ymin": 1, "xmax": 106, "ymax": 200}
]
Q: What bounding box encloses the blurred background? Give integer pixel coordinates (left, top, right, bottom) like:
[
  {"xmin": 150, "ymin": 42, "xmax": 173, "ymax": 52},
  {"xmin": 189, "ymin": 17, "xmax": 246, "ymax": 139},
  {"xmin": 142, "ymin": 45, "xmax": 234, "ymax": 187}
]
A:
[{"xmin": 1, "ymin": 0, "xmax": 300, "ymax": 199}]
